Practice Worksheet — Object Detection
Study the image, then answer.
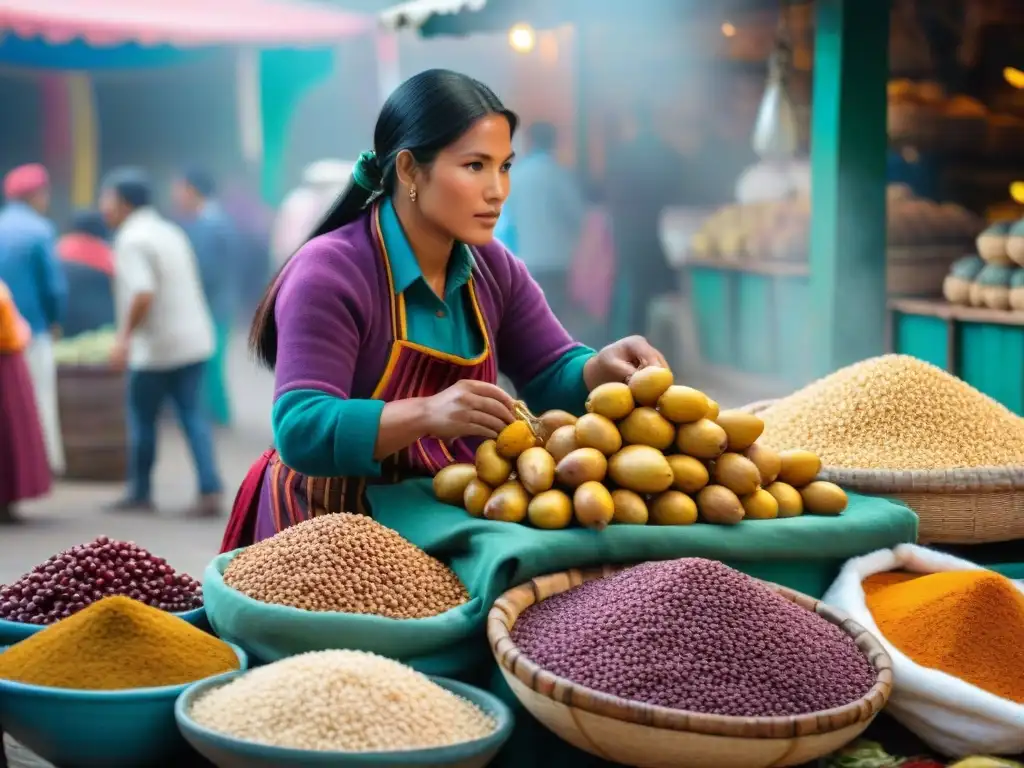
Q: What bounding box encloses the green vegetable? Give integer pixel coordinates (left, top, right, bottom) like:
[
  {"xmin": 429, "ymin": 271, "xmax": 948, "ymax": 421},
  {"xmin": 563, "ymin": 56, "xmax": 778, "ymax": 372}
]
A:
[
  {"xmin": 976, "ymin": 265, "xmax": 1015, "ymax": 287},
  {"xmin": 950, "ymin": 255, "xmax": 985, "ymax": 281}
]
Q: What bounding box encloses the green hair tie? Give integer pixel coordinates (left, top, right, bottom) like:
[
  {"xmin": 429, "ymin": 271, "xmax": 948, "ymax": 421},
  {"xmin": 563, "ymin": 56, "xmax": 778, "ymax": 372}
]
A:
[{"xmin": 352, "ymin": 150, "xmax": 383, "ymax": 193}]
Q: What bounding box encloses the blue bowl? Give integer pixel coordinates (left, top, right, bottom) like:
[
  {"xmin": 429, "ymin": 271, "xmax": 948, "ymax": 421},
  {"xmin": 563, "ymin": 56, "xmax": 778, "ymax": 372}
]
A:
[
  {"xmin": 0, "ymin": 604, "xmax": 208, "ymax": 645},
  {"xmin": 176, "ymin": 673, "xmax": 514, "ymax": 768},
  {"xmin": 0, "ymin": 642, "xmax": 247, "ymax": 768}
]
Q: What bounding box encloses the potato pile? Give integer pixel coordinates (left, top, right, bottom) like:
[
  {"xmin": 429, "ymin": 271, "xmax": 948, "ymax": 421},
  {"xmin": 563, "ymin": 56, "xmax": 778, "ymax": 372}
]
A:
[{"xmin": 432, "ymin": 368, "xmax": 848, "ymax": 530}]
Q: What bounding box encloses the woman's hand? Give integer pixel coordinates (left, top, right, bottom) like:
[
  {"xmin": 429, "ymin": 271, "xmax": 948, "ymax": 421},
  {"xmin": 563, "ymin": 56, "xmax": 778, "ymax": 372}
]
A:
[
  {"xmin": 584, "ymin": 336, "xmax": 671, "ymax": 390},
  {"xmin": 422, "ymin": 379, "xmax": 518, "ymax": 440}
]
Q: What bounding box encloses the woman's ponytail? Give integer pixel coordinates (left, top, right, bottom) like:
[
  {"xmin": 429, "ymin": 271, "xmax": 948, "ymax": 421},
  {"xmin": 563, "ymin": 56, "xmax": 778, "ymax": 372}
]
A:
[{"xmin": 248, "ymin": 152, "xmax": 383, "ymax": 369}]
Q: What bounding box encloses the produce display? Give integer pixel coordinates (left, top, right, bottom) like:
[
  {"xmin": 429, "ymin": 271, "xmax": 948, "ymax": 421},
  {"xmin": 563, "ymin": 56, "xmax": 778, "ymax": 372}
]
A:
[
  {"xmin": 433, "ymin": 368, "xmax": 847, "ymax": 529},
  {"xmin": 759, "ymin": 354, "xmax": 1024, "ymax": 470},
  {"xmin": 887, "ymin": 78, "xmax": 1024, "ymax": 152},
  {"xmin": 0, "ymin": 536, "xmax": 203, "ymax": 625},
  {"xmin": 222, "ymin": 514, "xmax": 469, "ymax": 618},
  {"xmin": 942, "ymin": 221, "xmax": 1024, "ymax": 311},
  {"xmin": 53, "ymin": 327, "xmax": 117, "ymax": 366},
  {"xmin": 863, "ymin": 570, "xmax": 1024, "ymax": 704},
  {"xmin": 690, "ymin": 184, "xmax": 982, "ymax": 263},
  {"xmin": 0, "ymin": 595, "xmax": 239, "ymax": 690},
  {"xmin": 188, "ymin": 650, "xmax": 497, "ymax": 752},
  {"xmin": 511, "ymin": 558, "xmax": 877, "ymax": 717}
]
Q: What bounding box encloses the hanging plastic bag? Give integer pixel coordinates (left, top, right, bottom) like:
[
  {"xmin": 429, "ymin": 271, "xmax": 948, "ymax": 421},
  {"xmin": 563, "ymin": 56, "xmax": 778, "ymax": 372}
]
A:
[
  {"xmin": 752, "ymin": 9, "xmax": 799, "ymax": 162},
  {"xmin": 822, "ymin": 544, "xmax": 1024, "ymax": 758}
]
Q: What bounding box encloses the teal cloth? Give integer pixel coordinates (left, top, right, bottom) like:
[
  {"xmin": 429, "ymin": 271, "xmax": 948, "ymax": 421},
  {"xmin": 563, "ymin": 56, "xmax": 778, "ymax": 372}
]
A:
[
  {"xmin": 204, "ymin": 321, "xmax": 232, "ymax": 427},
  {"xmin": 203, "ymin": 478, "xmax": 918, "ymax": 676}
]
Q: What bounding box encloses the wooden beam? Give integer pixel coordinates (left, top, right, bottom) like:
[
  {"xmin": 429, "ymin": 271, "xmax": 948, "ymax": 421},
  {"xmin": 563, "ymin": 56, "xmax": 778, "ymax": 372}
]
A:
[{"xmin": 809, "ymin": 0, "xmax": 890, "ymax": 376}]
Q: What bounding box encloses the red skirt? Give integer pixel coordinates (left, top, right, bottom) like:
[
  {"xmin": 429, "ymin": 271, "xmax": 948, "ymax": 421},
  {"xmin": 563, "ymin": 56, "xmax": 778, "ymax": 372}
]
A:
[{"xmin": 0, "ymin": 350, "xmax": 51, "ymax": 506}]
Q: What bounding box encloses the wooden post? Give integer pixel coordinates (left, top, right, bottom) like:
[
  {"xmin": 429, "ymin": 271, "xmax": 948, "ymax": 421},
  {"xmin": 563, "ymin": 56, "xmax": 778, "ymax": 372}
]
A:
[{"xmin": 809, "ymin": 0, "xmax": 890, "ymax": 376}]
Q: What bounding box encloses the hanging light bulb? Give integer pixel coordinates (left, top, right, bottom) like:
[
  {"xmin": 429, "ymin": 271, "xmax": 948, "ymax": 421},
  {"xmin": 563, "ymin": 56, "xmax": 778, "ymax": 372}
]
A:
[
  {"xmin": 721, "ymin": 22, "xmax": 736, "ymax": 38},
  {"xmin": 1010, "ymin": 181, "xmax": 1024, "ymax": 204},
  {"xmin": 509, "ymin": 23, "xmax": 536, "ymax": 54}
]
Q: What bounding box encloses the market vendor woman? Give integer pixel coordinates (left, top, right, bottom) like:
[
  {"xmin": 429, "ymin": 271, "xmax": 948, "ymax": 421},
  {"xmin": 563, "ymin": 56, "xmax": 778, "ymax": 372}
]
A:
[{"xmin": 222, "ymin": 69, "xmax": 669, "ymax": 550}]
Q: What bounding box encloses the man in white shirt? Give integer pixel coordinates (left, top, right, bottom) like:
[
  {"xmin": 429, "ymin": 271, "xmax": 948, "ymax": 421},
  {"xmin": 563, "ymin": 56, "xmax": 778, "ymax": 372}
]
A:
[{"xmin": 100, "ymin": 168, "xmax": 223, "ymax": 517}]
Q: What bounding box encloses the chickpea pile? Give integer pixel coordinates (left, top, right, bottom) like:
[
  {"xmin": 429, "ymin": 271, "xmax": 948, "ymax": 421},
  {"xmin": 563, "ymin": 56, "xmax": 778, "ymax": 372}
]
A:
[
  {"xmin": 432, "ymin": 367, "xmax": 847, "ymax": 530},
  {"xmin": 223, "ymin": 515, "xmax": 468, "ymax": 618}
]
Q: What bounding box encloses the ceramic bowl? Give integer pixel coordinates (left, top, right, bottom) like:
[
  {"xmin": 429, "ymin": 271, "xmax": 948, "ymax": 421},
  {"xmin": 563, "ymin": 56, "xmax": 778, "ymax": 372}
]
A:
[
  {"xmin": 0, "ymin": 642, "xmax": 246, "ymax": 768},
  {"xmin": 175, "ymin": 673, "xmax": 513, "ymax": 768}
]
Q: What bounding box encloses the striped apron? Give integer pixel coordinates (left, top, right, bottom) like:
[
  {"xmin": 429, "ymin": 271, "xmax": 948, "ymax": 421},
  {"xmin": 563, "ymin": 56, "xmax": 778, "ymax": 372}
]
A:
[{"xmin": 221, "ymin": 207, "xmax": 497, "ymax": 552}]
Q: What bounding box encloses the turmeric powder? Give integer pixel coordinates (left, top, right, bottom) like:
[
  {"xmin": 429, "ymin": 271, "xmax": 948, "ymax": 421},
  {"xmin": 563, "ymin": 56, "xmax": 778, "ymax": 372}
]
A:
[
  {"xmin": 863, "ymin": 569, "xmax": 1024, "ymax": 703},
  {"xmin": 0, "ymin": 595, "xmax": 239, "ymax": 690}
]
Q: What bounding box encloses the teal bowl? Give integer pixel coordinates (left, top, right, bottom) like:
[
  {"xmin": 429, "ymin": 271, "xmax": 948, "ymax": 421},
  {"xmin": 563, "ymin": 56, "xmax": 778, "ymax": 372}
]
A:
[
  {"xmin": 175, "ymin": 673, "xmax": 514, "ymax": 768},
  {"xmin": 0, "ymin": 604, "xmax": 208, "ymax": 645},
  {"xmin": 0, "ymin": 642, "xmax": 247, "ymax": 768}
]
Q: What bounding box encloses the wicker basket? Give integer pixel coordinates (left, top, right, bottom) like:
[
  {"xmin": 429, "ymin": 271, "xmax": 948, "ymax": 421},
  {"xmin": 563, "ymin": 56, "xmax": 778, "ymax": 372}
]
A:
[
  {"xmin": 487, "ymin": 565, "xmax": 892, "ymax": 768},
  {"xmin": 742, "ymin": 399, "xmax": 1024, "ymax": 544}
]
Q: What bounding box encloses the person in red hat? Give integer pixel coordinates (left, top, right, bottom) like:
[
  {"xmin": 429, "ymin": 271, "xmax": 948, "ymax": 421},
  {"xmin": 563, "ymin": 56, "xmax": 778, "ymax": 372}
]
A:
[{"xmin": 0, "ymin": 163, "xmax": 66, "ymax": 475}]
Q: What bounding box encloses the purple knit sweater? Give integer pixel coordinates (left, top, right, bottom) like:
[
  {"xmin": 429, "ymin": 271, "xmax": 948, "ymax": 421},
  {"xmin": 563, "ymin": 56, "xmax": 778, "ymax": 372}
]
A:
[{"xmin": 272, "ymin": 207, "xmax": 581, "ymax": 401}]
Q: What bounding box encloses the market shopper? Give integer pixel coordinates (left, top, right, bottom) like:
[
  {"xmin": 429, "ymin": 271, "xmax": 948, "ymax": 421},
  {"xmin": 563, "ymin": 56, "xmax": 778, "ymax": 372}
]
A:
[
  {"xmin": 100, "ymin": 168, "xmax": 224, "ymax": 517},
  {"xmin": 0, "ymin": 163, "xmax": 67, "ymax": 475},
  {"xmin": 222, "ymin": 69, "xmax": 669, "ymax": 550},
  {"xmin": 57, "ymin": 209, "xmax": 116, "ymax": 337},
  {"xmin": 0, "ymin": 278, "xmax": 51, "ymax": 525},
  {"xmin": 174, "ymin": 168, "xmax": 237, "ymax": 428}
]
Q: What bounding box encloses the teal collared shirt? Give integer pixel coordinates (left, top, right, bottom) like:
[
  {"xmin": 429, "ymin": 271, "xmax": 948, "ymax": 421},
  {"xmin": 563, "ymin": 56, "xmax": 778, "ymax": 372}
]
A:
[{"xmin": 273, "ymin": 199, "xmax": 594, "ymax": 478}]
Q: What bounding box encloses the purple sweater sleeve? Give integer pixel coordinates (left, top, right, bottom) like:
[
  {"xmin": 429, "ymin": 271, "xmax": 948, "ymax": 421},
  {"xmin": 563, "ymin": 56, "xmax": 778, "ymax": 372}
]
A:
[
  {"xmin": 493, "ymin": 245, "xmax": 583, "ymax": 392},
  {"xmin": 273, "ymin": 239, "xmax": 371, "ymax": 400}
]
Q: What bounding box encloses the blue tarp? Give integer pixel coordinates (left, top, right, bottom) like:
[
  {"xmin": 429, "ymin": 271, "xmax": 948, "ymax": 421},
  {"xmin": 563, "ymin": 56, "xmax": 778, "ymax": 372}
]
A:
[{"xmin": 0, "ymin": 36, "xmax": 208, "ymax": 69}]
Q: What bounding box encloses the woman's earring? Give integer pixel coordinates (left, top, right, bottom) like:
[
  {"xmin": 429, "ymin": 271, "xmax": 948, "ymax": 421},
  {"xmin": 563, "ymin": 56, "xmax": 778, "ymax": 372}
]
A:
[{"xmin": 409, "ymin": 185, "xmax": 418, "ymax": 203}]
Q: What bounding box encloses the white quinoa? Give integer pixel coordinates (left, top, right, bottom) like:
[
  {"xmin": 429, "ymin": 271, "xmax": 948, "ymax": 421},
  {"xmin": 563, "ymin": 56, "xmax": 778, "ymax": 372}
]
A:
[
  {"xmin": 188, "ymin": 650, "xmax": 497, "ymax": 752},
  {"xmin": 759, "ymin": 354, "xmax": 1024, "ymax": 470}
]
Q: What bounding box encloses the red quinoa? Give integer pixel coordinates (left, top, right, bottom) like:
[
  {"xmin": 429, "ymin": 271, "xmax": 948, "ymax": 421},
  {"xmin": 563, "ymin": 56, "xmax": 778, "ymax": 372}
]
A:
[{"xmin": 510, "ymin": 558, "xmax": 876, "ymax": 717}]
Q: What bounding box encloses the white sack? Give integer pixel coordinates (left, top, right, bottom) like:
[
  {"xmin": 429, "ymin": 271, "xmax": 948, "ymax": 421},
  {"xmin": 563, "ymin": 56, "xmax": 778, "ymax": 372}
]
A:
[{"xmin": 822, "ymin": 544, "xmax": 1024, "ymax": 757}]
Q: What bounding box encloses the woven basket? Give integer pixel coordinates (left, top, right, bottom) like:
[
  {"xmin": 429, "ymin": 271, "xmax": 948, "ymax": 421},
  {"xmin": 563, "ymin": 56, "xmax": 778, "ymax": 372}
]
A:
[
  {"xmin": 487, "ymin": 565, "xmax": 892, "ymax": 768},
  {"xmin": 742, "ymin": 399, "xmax": 1024, "ymax": 544}
]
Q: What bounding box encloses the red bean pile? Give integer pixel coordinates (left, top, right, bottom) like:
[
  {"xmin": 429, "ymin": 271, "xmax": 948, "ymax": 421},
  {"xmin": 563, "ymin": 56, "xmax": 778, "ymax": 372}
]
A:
[
  {"xmin": 0, "ymin": 536, "xmax": 203, "ymax": 626},
  {"xmin": 511, "ymin": 558, "xmax": 876, "ymax": 717}
]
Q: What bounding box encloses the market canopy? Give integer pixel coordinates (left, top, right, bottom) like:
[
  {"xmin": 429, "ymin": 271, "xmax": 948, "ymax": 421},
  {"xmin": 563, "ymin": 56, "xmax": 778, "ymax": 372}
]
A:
[{"xmin": 0, "ymin": 0, "xmax": 372, "ymax": 48}]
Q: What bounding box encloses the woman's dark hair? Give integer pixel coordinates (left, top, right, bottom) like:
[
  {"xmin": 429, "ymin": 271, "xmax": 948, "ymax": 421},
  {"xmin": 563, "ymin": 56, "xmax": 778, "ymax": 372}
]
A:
[{"xmin": 249, "ymin": 69, "xmax": 518, "ymax": 369}]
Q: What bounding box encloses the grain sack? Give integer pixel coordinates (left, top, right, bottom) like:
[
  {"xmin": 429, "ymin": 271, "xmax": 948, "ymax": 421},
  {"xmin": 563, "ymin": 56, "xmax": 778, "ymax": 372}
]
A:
[
  {"xmin": 823, "ymin": 544, "xmax": 1024, "ymax": 757},
  {"xmin": 204, "ymin": 516, "xmax": 481, "ymax": 672}
]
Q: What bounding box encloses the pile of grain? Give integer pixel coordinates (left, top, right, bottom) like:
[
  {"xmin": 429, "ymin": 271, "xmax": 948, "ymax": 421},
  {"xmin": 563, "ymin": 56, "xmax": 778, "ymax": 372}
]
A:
[
  {"xmin": 0, "ymin": 596, "xmax": 238, "ymax": 690},
  {"xmin": 222, "ymin": 514, "xmax": 468, "ymax": 618},
  {"xmin": 188, "ymin": 650, "xmax": 496, "ymax": 752},
  {"xmin": 758, "ymin": 354, "xmax": 1024, "ymax": 470},
  {"xmin": 511, "ymin": 558, "xmax": 876, "ymax": 717}
]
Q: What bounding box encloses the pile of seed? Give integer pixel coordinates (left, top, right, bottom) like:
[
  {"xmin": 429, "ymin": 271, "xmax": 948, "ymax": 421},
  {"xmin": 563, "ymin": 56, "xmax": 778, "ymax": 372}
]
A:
[
  {"xmin": 511, "ymin": 558, "xmax": 876, "ymax": 718},
  {"xmin": 758, "ymin": 354, "xmax": 1024, "ymax": 470},
  {"xmin": 0, "ymin": 536, "xmax": 202, "ymax": 625},
  {"xmin": 222, "ymin": 514, "xmax": 468, "ymax": 618},
  {"xmin": 188, "ymin": 650, "xmax": 496, "ymax": 752}
]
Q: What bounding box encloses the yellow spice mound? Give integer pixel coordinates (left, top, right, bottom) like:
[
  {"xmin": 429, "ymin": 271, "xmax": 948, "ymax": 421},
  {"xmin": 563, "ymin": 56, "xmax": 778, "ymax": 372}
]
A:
[{"xmin": 759, "ymin": 354, "xmax": 1024, "ymax": 470}]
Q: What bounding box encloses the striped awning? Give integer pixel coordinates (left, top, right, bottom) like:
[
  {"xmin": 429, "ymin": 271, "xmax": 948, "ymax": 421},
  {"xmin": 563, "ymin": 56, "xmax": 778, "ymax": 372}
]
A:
[
  {"xmin": 378, "ymin": 0, "xmax": 487, "ymax": 31},
  {"xmin": 0, "ymin": 0, "xmax": 372, "ymax": 48}
]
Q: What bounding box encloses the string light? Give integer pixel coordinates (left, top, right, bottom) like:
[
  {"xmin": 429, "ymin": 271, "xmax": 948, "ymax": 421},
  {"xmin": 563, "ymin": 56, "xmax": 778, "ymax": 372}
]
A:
[
  {"xmin": 721, "ymin": 22, "xmax": 736, "ymax": 38},
  {"xmin": 509, "ymin": 23, "xmax": 536, "ymax": 54}
]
